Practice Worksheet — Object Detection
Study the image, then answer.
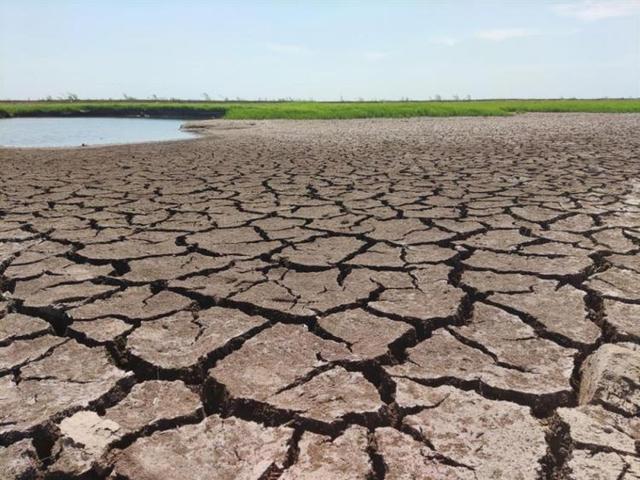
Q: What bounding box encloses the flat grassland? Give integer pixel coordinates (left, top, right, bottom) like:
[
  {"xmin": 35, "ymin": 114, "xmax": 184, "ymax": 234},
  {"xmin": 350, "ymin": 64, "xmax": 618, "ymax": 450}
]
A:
[{"xmin": 1, "ymin": 98, "xmax": 640, "ymax": 119}]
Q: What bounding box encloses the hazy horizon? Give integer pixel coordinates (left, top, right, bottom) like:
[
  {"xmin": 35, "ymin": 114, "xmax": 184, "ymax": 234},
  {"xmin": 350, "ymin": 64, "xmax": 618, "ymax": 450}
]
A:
[
  {"xmin": 2, "ymin": 0, "xmax": 639, "ymax": 101},
  {"xmin": 2, "ymin": 96, "xmax": 639, "ymax": 102}
]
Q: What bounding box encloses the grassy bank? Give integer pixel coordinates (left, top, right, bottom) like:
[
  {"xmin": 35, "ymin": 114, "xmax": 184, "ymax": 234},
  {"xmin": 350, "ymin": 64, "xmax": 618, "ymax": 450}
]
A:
[{"xmin": 1, "ymin": 99, "xmax": 639, "ymax": 120}]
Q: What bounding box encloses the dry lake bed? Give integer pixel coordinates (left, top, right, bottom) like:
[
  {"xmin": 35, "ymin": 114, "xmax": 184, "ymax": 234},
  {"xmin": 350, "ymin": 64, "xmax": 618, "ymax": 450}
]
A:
[{"xmin": 1, "ymin": 114, "xmax": 639, "ymax": 479}]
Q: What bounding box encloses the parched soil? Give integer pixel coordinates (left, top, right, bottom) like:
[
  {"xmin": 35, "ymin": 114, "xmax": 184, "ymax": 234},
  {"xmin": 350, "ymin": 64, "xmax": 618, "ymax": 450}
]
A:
[{"xmin": 0, "ymin": 114, "xmax": 639, "ymax": 479}]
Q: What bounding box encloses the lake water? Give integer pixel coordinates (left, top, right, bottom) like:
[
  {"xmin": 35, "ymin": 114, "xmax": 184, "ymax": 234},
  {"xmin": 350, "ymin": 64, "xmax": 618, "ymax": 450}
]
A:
[{"xmin": 0, "ymin": 117, "xmax": 198, "ymax": 148}]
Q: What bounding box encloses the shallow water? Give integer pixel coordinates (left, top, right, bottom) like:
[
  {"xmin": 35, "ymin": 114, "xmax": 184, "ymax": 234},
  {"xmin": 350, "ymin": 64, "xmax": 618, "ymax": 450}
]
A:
[{"xmin": 0, "ymin": 117, "xmax": 197, "ymax": 147}]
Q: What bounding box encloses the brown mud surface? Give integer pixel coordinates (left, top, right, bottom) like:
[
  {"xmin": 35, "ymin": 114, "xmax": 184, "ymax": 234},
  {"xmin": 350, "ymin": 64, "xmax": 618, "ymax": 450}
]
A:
[{"xmin": 0, "ymin": 114, "xmax": 639, "ymax": 479}]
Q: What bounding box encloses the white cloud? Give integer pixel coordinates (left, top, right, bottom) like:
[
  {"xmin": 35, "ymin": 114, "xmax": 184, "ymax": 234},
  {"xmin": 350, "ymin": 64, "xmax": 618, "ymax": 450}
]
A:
[
  {"xmin": 476, "ymin": 28, "xmax": 539, "ymax": 41},
  {"xmin": 363, "ymin": 51, "xmax": 390, "ymax": 61},
  {"xmin": 429, "ymin": 36, "xmax": 460, "ymax": 47},
  {"xmin": 266, "ymin": 43, "xmax": 309, "ymax": 54},
  {"xmin": 552, "ymin": 0, "xmax": 640, "ymax": 21}
]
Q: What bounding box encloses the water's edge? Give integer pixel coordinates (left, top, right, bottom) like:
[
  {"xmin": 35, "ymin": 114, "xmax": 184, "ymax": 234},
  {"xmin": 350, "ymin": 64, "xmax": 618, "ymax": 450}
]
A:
[{"xmin": 0, "ymin": 117, "xmax": 199, "ymax": 148}]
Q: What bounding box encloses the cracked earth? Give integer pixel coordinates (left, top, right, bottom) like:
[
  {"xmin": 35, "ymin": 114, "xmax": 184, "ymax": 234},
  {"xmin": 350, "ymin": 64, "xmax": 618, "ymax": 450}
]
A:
[{"xmin": 0, "ymin": 114, "xmax": 639, "ymax": 479}]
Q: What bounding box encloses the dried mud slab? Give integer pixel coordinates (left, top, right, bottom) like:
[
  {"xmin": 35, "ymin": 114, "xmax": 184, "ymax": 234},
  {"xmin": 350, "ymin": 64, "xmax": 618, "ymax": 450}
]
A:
[
  {"xmin": 111, "ymin": 416, "xmax": 292, "ymax": 480},
  {"xmin": 375, "ymin": 427, "xmax": 477, "ymax": 479},
  {"xmin": 0, "ymin": 340, "xmax": 131, "ymax": 439},
  {"xmin": 123, "ymin": 253, "xmax": 233, "ymax": 282},
  {"xmin": 69, "ymin": 317, "xmax": 133, "ymax": 344},
  {"xmin": 579, "ymin": 343, "xmax": 640, "ymax": 416},
  {"xmin": 450, "ymin": 303, "xmax": 577, "ymax": 398},
  {"xmin": 369, "ymin": 265, "xmax": 464, "ymax": 321},
  {"xmin": 16, "ymin": 280, "xmax": 118, "ymax": 310},
  {"xmin": 489, "ymin": 281, "xmax": 600, "ymax": 347},
  {"xmin": 1, "ymin": 114, "xmax": 640, "ymax": 477},
  {"xmin": 0, "ymin": 439, "xmax": 39, "ymax": 480},
  {"xmin": 4, "ymin": 257, "xmax": 112, "ymax": 283},
  {"xmin": 589, "ymin": 267, "xmax": 640, "ymax": 302},
  {"xmin": 461, "ymin": 270, "xmax": 555, "ymax": 293},
  {"xmin": 126, "ymin": 307, "xmax": 269, "ymax": 373},
  {"xmin": 169, "ymin": 259, "xmax": 268, "ymax": 300},
  {"xmin": 464, "ymin": 250, "xmax": 592, "ymax": 276},
  {"xmin": 603, "ymin": 299, "xmax": 640, "ymax": 341},
  {"xmin": 559, "ymin": 311, "xmax": 640, "ymax": 479},
  {"xmin": 0, "ymin": 334, "xmax": 67, "ymax": 373},
  {"xmin": 209, "ymin": 323, "xmax": 354, "ymax": 402},
  {"xmin": 566, "ymin": 450, "xmax": 640, "ymax": 480},
  {"xmin": 557, "ymin": 405, "xmax": 640, "ymax": 456},
  {"xmin": 186, "ymin": 227, "xmax": 281, "ymax": 258},
  {"xmin": 275, "ymin": 235, "xmax": 365, "ymax": 267},
  {"xmin": 386, "ymin": 323, "xmax": 575, "ymax": 400},
  {"xmin": 77, "ymin": 239, "xmax": 185, "ymax": 261},
  {"xmin": 51, "ymin": 380, "xmax": 201, "ymax": 476},
  {"xmin": 231, "ymin": 268, "xmax": 380, "ymax": 316},
  {"xmin": 0, "ymin": 313, "xmax": 51, "ymax": 344},
  {"xmin": 67, "ymin": 286, "xmax": 193, "ymax": 321},
  {"xmin": 395, "ymin": 378, "xmax": 548, "ymax": 479},
  {"xmin": 369, "ymin": 283, "xmax": 464, "ymax": 322},
  {"xmin": 280, "ymin": 426, "xmax": 372, "ymax": 479},
  {"xmin": 269, "ymin": 367, "xmax": 383, "ymax": 423},
  {"xmin": 460, "ymin": 228, "xmax": 532, "ymax": 251},
  {"xmin": 318, "ymin": 308, "xmax": 414, "ymax": 360}
]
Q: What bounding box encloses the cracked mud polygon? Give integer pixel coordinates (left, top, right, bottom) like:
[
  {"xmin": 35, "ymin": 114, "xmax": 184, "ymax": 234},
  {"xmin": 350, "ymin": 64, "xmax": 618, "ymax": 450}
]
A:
[{"xmin": 1, "ymin": 114, "xmax": 639, "ymax": 479}]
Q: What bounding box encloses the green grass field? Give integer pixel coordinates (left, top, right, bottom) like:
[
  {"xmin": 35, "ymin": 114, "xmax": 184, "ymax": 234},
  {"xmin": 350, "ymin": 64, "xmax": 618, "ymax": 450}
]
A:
[{"xmin": 1, "ymin": 99, "xmax": 639, "ymax": 120}]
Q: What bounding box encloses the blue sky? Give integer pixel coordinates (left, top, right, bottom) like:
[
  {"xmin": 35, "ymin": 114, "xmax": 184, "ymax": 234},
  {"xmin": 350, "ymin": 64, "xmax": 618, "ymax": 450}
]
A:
[{"xmin": 1, "ymin": 0, "xmax": 639, "ymax": 100}]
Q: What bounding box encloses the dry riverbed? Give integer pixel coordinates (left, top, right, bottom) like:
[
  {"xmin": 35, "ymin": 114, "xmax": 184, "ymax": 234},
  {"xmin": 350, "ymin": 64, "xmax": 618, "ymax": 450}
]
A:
[{"xmin": 1, "ymin": 114, "xmax": 639, "ymax": 479}]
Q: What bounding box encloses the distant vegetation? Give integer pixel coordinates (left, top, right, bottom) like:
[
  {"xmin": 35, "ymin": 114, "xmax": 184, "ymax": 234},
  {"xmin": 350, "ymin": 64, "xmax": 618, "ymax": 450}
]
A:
[{"xmin": 1, "ymin": 99, "xmax": 639, "ymax": 120}]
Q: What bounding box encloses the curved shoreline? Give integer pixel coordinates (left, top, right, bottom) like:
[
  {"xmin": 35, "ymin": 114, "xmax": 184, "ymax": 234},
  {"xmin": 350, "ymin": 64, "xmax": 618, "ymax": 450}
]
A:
[
  {"xmin": 3, "ymin": 112, "xmax": 640, "ymax": 150},
  {"xmin": 0, "ymin": 117, "xmax": 204, "ymax": 150}
]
